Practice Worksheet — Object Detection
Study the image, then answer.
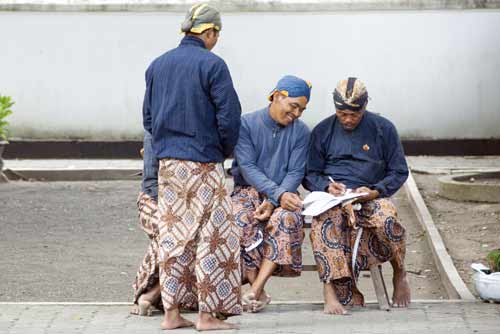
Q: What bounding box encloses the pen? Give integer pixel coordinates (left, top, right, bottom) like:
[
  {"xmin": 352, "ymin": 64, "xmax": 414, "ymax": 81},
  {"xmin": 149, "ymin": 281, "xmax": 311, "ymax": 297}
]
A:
[{"xmin": 328, "ymin": 176, "xmax": 347, "ymax": 195}]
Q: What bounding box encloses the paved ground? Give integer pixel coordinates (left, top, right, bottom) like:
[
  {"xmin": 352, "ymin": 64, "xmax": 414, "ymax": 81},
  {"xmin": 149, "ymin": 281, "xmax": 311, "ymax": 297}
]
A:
[
  {"xmin": 2, "ymin": 156, "xmax": 499, "ymax": 333},
  {"xmin": 0, "ymin": 178, "xmax": 445, "ymax": 302},
  {"xmin": 407, "ymin": 156, "xmax": 500, "ymax": 174},
  {"xmin": 1, "ymin": 302, "xmax": 499, "ymax": 334}
]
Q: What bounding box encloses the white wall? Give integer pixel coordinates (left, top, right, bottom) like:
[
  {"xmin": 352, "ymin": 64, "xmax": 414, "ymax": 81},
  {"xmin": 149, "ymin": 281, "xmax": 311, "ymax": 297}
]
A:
[{"xmin": 1, "ymin": 9, "xmax": 500, "ymax": 140}]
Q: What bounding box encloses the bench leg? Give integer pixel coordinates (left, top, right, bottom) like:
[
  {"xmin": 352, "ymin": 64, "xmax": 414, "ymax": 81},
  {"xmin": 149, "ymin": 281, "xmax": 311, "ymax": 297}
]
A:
[{"xmin": 370, "ymin": 265, "xmax": 391, "ymax": 311}]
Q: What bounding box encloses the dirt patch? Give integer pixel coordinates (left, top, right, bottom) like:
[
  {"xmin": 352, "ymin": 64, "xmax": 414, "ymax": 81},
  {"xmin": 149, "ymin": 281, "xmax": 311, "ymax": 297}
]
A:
[{"xmin": 414, "ymin": 174, "xmax": 500, "ymax": 295}]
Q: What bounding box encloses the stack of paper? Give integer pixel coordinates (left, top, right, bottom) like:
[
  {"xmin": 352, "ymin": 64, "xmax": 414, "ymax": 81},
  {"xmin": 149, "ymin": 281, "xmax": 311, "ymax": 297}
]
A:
[{"xmin": 301, "ymin": 191, "xmax": 368, "ymax": 216}]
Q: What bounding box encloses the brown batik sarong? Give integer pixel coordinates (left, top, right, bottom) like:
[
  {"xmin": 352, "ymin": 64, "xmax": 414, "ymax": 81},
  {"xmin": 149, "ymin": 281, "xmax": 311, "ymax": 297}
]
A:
[
  {"xmin": 310, "ymin": 198, "xmax": 406, "ymax": 306},
  {"xmin": 132, "ymin": 192, "xmax": 162, "ymax": 310},
  {"xmin": 231, "ymin": 186, "xmax": 304, "ymax": 280},
  {"xmin": 158, "ymin": 159, "xmax": 242, "ymax": 315}
]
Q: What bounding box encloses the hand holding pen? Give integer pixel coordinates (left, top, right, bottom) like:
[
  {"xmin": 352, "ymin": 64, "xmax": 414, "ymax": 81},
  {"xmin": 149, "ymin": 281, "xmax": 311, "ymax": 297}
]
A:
[{"xmin": 327, "ymin": 176, "xmax": 347, "ymax": 196}]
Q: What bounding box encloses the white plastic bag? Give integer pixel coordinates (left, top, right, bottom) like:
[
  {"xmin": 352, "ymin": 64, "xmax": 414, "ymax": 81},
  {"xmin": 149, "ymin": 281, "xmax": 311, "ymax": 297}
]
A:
[{"xmin": 471, "ymin": 263, "xmax": 500, "ymax": 302}]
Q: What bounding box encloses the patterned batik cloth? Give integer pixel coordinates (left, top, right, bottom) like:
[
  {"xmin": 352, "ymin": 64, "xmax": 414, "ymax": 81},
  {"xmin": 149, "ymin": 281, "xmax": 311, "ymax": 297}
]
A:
[
  {"xmin": 158, "ymin": 159, "xmax": 242, "ymax": 315},
  {"xmin": 132, "ymin": 192, "xmax": 163, "ymax": 310},
  {"xmin": 310, "ymin": 198, "xmax": 406, "ymax": 306},
  {"xmin": 231, "ymin": 186, "xmax": 304, "ymax": 280}
]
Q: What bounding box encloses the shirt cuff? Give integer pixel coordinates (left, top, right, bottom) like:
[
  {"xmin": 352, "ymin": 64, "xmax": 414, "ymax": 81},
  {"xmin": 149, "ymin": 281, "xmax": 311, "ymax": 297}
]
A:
[
  {"xmin": 270, "ymin": 187, "xmax": 287, "ymax": 207},
  {"xmin": 373, "ymin": 182, "xmax": 387, "ymax": 198},
  {"xmin": 319, "ymin": 178, "xmax": 330, "ymax": 192}
]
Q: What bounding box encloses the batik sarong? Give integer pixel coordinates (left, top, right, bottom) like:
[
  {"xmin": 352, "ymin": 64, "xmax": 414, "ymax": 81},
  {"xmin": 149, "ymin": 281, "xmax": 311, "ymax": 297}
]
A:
[
  {"xmin": 132, "ymin": 192, "xmax": 162, "ymax": 310},
  {"xmin": 158, "ymin": 159, "xmax": 242, "ymax": 315},
  {"xmin": 231, "ymin": 186, "xmax": 304, "ymax": 280},
  {"xmin": 310, "ymin": 198, "xmax": 406, "ymax": 306}
]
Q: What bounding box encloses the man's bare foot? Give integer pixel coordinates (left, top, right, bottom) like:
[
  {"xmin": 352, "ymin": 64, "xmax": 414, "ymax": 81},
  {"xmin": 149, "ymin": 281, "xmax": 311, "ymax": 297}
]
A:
[
  {"xmin": 130, "ymin": 295, "xmax": 153, "ymax": 316},
  {"xmin": 130, "ymin": 304, "xmax": 139, "ymax": 315},
  {"xmin": 196, "ymin": 312, "xmax": 239, "ymax": 331},
  {"xmin": 392, "ymin": 271, "xmax": 411, "ymax": 307},
  {"xmin": 160, "ymin": 309, "xmax": 194, "ymax": 330},
  {"xmin": 323, "ymin": 282, "xmax": 348, "ymax": 315},
  {"xmin": 251, "ymin": 292, "xmax": 271, "ymax": 313},
  {"xmin": 324, "ymin": 299, "xmax": 348, "ymax": 315},
  {"xmin": 160, "ymin": 316, "xmax": 194, "ymax": 330},
  {"xmin": 242, "ymin": 291, "xmax": 261, "ymax": 312}
]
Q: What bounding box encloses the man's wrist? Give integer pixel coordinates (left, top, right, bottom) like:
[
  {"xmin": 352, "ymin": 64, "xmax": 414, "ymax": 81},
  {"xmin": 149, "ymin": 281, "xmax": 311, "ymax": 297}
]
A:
[
  {"xmin": 370, "ymin": 188, "xmax": 380, "ymax": 199},
  {"xmin": 264, "ymin": 199, "xmax": 276, "ymax": 209}
]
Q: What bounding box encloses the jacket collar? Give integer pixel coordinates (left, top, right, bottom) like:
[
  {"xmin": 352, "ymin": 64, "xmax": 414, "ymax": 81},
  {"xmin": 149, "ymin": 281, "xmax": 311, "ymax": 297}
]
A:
[
  {"xmin": 179, "ymin": 35, "xmax": 207, "ymax": 49},
  {"xmin": 260, "ymin": 107, "xmax": 281, "ymax": 130}
]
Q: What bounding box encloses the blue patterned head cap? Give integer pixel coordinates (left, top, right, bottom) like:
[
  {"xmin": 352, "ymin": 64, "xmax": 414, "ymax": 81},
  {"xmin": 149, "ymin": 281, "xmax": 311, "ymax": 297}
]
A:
[{"xmin": 268, "ymin": 75, "xmax": 312, "ymax": 102}]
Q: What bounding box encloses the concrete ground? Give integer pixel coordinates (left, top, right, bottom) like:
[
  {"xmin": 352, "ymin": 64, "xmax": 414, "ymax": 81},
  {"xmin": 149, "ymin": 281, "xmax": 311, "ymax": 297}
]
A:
[
  {"xmin": 2, "ymin": 156, "xmax": 500, "ymax": 333},
  {"xmin": 0, "ymin": 179, "xmax": 445, "ymax": 302},
  {"xmin": 1, "ymin": 302, "xmax": 499, "ymax": 334}
]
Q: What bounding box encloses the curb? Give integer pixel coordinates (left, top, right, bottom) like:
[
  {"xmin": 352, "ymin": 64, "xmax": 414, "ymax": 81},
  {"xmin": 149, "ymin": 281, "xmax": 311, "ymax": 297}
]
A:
[
  {"xmin": 404, "ymin": 172, "xmax": 476, "ymax": 301},
  {"xmin": 0, "ymin": 299, "xmax": 472, "ymax": 306},
  {"xmin": 438, "ymin": 172, "xmax": 500, "ymax": 203}
]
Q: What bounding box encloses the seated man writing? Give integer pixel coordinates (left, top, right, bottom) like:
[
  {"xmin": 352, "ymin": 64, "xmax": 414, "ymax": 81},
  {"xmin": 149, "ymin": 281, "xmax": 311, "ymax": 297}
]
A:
[
  {"xmin": 303, "ymin": 77, "xmax": 411, "ymax": 315},
  {"xmin": 231, "ymin": 75, "xmax": 311, "ymax": 312}
]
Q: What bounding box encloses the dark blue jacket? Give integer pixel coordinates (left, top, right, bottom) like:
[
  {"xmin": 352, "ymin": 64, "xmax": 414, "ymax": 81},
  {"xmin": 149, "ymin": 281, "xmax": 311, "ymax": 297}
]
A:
[
  {"xmin": 303, "ymin": 111, "xmax": 409, "ymax": 197},
  {"xmin": 143, "ymin": 36, "xmax": 241, "ymax": 162}
]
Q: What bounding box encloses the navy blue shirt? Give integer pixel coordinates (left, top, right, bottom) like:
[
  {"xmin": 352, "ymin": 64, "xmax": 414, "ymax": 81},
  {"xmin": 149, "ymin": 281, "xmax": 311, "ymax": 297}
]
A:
[
  {"xmin": 143, "ymin": 36, "xmax": 241, "ymax": 163},
  {"xmin": 232, "ymin": 108, "xmax": 311, "ymax": 205},
  {"xmin": 303, "ymin": 111, "xmax": 408, "ymax": 197}
]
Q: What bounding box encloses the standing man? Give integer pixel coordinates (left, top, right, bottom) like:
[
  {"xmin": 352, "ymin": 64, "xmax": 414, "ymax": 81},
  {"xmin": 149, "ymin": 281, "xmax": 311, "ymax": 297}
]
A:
[
  {"xmin": 231, "ymin": 75, "xmax": 311, "ymax": 312},
  {"xmin": 143, "ymin": 3, "xmax": 242, "ymax": 330},
  {"xmin": 303, "ymin": 77, "xmax": 411, "ymax": 315}
]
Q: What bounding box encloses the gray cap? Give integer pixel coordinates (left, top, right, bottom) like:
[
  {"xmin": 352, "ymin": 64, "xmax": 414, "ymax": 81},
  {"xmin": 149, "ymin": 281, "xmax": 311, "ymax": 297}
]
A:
[{"xmin": 181, "ymin": 3, "xmax": 222, "ymax": 34}]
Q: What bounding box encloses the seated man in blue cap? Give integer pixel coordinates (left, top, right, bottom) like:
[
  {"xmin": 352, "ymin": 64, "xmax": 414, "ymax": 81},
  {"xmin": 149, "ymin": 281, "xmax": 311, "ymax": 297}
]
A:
[
  {"xmin": 303, "ymin": 77, "xmax": 410, "ymax": 315},
  {"xmin": 231, "ymin": 75, "xmax": 312, "ymax": 312}
]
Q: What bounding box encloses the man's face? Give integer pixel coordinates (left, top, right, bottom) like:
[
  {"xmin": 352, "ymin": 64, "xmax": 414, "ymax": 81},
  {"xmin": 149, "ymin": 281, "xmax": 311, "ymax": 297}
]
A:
[
  {"xmin": 335, "ymin": 108, "xmax": 365, "ymax": 131},
  {"xmin": 205, "ymin": 29, "xmax": 219, "ymax": 50},
  {"xmin": 272, "ymin": 93, "xmax": 308, "ymax": 126}
]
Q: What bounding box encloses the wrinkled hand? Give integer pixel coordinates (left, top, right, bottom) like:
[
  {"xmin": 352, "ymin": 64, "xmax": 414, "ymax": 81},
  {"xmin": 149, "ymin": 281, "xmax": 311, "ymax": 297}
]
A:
[
  {"xmin": 354, "ymin": 186, "xmax": 379, "ymax": 203},
  {"xmin": 254, "ymin": 200, "xmax": 274, "ymax": 221},
  {"xmin": 327, "ymin": 182, "xmax": 347, "ymax": 196},
  {"xmin": 279, "ymin": 192, "xmax": 303, "ymax": 212}
]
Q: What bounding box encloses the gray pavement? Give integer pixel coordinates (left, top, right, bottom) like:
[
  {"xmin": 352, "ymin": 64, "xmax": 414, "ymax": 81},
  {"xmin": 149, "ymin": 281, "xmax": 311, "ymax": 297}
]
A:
[
  {"xmin": 2, "ymin": 156, "xmax": 500, "ymax": 333},
  {"xmin": 1, "ymin": 302, "xmax": 500, "ymax": 334},
  {"xmin": 0, "ymin": 179, "xmax": 445, "ymax": 302},
  {"xmin": 4, "ymin": 156, "xmax": 500, "ymax": 175},
  {"xmin": 407, "ymin": 156, "xmax": 500, "ymax": 174}
]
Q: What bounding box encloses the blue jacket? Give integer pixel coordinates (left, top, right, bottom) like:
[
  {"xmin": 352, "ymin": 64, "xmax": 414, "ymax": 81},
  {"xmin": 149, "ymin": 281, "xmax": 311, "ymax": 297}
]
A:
[
  {"xmin": 143, "ymin": 36, "xmax": 241, "ymax": 163},
  {"xmin": 232, "ymin": 108, "xmax": 311, "ymax": 206},
  {"xmin": 303, "ymin": 111, "xmax": 408, "ymax": 197}
]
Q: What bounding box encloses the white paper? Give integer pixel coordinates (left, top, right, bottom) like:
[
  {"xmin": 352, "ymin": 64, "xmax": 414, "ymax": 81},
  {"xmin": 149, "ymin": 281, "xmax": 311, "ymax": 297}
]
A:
[{"xmin": 301, "ymin": 191, "xmax": 368, "ymax": 216}]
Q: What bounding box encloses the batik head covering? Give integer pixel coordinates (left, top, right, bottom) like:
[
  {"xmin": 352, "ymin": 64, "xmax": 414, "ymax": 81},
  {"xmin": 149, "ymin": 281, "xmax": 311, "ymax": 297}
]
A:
[
  {"xmin": 333, "ymin": 77, "xmax": 368, "ymax": 112},
  {"xmin": 268, "ymin": 75, "xmax": 312, "ymax": 102},
  {"xmin": 181, "ymin": 3, "xmax": 222, "ymax": 34}
]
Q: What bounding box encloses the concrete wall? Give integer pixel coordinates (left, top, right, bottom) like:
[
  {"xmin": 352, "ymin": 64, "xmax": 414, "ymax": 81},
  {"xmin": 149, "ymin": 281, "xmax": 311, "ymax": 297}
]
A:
[{"xmin": 1, "ymin": 2, "xmax": 500, "ymax": 140}]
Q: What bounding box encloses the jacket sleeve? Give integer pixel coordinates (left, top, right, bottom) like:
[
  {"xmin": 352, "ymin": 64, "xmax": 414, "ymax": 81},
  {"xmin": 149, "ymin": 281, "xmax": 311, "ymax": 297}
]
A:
[
  {"xmin": 235, "ymin": 120, "xmax": 282, "ymax": 206},
  {"xmin": 303, "ymin": 125, "xmax": 330, "ymax": 192},
  {"xmin": 278, "ymin": 126, "xmax": 311, "ymax": 195},
  {"xmin": 372, "ymin": 123, "xmax": 409, "ymax": 197},
  {"xmin": 142, "ymin": 64, "xmax": 154, "ymax": 135},
  {"xmin": 209, "ymin": 60, "xmax": 242, "ymax": 158}
]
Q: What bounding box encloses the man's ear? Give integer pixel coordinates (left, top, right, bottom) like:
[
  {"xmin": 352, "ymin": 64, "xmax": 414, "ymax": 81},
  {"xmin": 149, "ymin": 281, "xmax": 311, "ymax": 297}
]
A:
[
  {"xmin": 205, "ymin": 28, "xmax": 217, "ymax": 39},
  {"xmin": 362, "ymin": 100, "xmax": 368, "ymax": 110},
  {"xmin": 273, "ymin": 92, "xmax": 284, "ymax": 102}
]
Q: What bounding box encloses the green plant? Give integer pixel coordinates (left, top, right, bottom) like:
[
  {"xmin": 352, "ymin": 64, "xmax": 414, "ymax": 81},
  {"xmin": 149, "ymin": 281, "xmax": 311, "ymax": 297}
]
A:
[{"xmin": 0, "ymin": 95, "xmax": 14, "ymax": 141}]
